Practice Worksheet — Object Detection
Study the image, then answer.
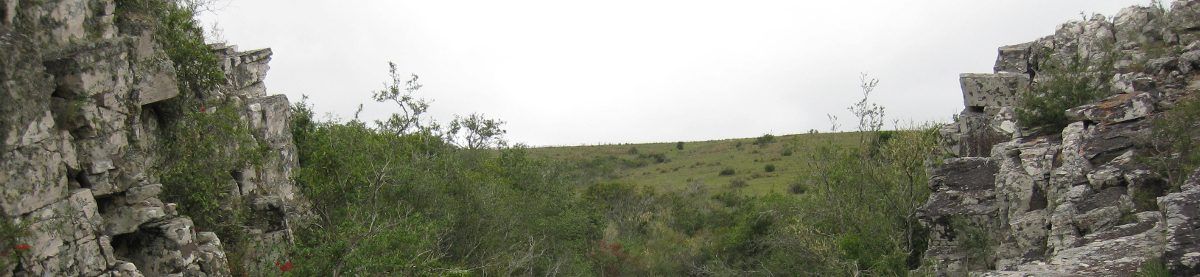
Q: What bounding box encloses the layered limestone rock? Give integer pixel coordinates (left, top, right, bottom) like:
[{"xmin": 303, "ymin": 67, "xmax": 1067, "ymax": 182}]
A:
[
  {"xmin": 0, "ymin": 0, "xmax": 303, "ymax": 276},
  {"xmin": 920, "ymin": 1, "xmax": 1200, "ymax": 276}
]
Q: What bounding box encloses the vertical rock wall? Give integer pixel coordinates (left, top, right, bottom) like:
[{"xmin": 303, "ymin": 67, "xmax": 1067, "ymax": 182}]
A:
[
  {"xmin": 0, "ymin": 0, "xmax": 302, "ymax": 276},
  {"xmin": 921, "ymin": 1, "xmax": 1200, "ymax": 276}
]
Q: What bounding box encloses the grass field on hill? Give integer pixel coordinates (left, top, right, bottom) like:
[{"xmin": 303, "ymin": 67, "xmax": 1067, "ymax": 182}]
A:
[{"xmin": 529, "ymin": 132, "xmax": 865, "ymax": 195}]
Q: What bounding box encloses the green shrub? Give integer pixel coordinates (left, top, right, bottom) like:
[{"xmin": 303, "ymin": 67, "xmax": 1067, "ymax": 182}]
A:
[
  {"xmin": 719, "ymin": 167, "xmax": 736, "ymax": 176},
  {"xmin": 0, "ymin": 219, "xmax": 31, "ymax": 271},
  {"xmin": 640, "ymin": 153, "xmax": 668, "ymax": 164},
  {"xmin": 764, "ymin": 164, "xmax": 776, "ymax": 172},
  {"xmin": 157, "ymin": 101, "xmax": 263, "ymax": 273},
  {"xmin": 115, "ymin": 0, "xmax": 226, "ymax": 102},
  {"xmin": 788, "ymin": 183, "xmax": 806, "ymax": 194},
  {"xmin": 1016, "ymin": 51, "xmax": 1114, "ymax": 133},
  {"xmin": 676, "ymin": 141, "xmax": 684, "ymax": 150},
  {"xmin": 728, "ymin": 178, "xmax": 748, "ymax": 188},
  {"xmin": 114, "ymin": 0, "xmax": 261, "ymax": 273},
  {"xmin": 627, "ymin": 147, "xmax": 639, "ymax": 155},
  {"xmin": 1132, "ymin": 179, "xmax": 1168, "ymax": 211},
  {"xmin": 1146, "ymin": 94, "xmax": 1200, "ymax": 190},
  {"xmin": 289, "ymin": 98, "xmax": 599, "ymax": 275},
  {"xmin": 754, "ymin": 134, "xmax": 776, "ymax": 146},
  {"xmin": 1135, "ymin": 257, "xmax": 1170, "ymax": 277},
  {"xmin": 949, "ymin": 217, "xmax": 994, "ymax": 271},
  {"xmin": 781, "ymin": 148, "xmax": 794, "ymax": 156}
]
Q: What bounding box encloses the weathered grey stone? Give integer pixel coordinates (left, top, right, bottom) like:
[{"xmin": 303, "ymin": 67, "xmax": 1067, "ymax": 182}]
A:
[
  {"xmin": 1081, "ymin": 120, "xmax": 1149, "ymax": 165},
  {"xmin": 194, "ymin": 231, "xmax": 230, "ymax": 277},
  {"xmin": 131, "ymin": 34, "xmax": 179, "ymax": 105},
  {"xmin": 0, "ymin": 120, "xmax": 71, "ymax": 216},
  {"xmin": 19, "ymin": 0, "xmax": 109, "ymax": 49},
  {"xmin": 960, "ymin": 73, "xmax": 1030, "ymax": 111},
  {"xmin": 102, "ymin": 261, "xmax": 145, "ymax": 277},
  {"xmin": 995, "ymin": 210, "xmax": 1050, "ymax": 270},
  {"xmin": 1111, "ymin": 72, "xmax": 1156, "ymax": 94},
  {"xmin": 919, "ymin": 157, "xmax": 1002, "ymax": 274},
  {"xmin": 1066, "ymin": 92, "xmax": 1156, "ymax": 124},
  {"xmin": 1051, "ymin": 14, "xmax": 1117, "ymax": 63},
  {"xmin": 947, "ymin": 110, "xmax": 1010, "ymax": 157},
  {"xmin": 1113, "ymin": 5, "xmax": 1169, "ymax": 50},
  {"xmin": 215, "ymin": 45, "xmax": 273, "ymax": 98},
  {"xmin": 1169, "ymin": 0, "xmax": 1200, "ymax": 45},
  {"xmin": 1086, "ymin": 165, "xmax": 1125, "ymax": 190},
  {"xmin": 995, "ymin": 43, "xmax": 1034, "ymax": 74},
  {"xmin": 1, "ymin": 1, "xmax": 303, "ymax": 276},
  {"xmin": 15, "ymin": 189, "xmax": 106, "ymax": 276},
  {"xmin": 1158, "ymin": 169, "xmax": 1200, "ymax": 275}
]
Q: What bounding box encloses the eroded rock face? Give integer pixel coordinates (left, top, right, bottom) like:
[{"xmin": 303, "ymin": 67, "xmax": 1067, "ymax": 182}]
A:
[
  {"xmin": 921, "ymin": 1, "xmax": 1200, "ymax": 276},
  {"xmin": 1159, "ymin": 170, "xmax": 1200, "ymax": 275},
  {"xmin": 0, "ymin": 0, "xmax": 303, "ymax": 276}
]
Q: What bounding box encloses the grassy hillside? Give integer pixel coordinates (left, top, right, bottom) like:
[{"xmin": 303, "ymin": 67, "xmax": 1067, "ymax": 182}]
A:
[{"xmin": 529, "ymin": 132, "xmax": 864, "ymax": 195}]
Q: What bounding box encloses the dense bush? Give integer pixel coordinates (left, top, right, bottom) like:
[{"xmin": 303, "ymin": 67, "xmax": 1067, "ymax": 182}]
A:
[
  {"xmin": 1016, "ymin": 51, "xmax": 1114, "ymax": 133},
  {"xmin": 158, "ymin": 101, "xmax": 262, "ymax": 249},
  {"xmin": 288, "ymin": 100, "xmax": 599, "ymax": 275},
  {"xmin": 0, "ymin": 220, "xmax": 30, "ymax": 271},
  {"xmin": 788, "ymin": 182, "xmax": 806, "ymax": 194},
  {"xmin": 754, "ymin": 134, "xmax": 776, "ymax": 146},
  {"xmin": 1136, "ymin": 257, "xmax": 1170, "ymax": 277},
  {"xmin": 728, "ymin": 178, "xmax": 748, "ymax": 188},
  {"xmin": 764, "ymin": 164, "xmax": 776, "ymax": 172},
  {"xmin": 719, "ymin": 167, "xmax": 736, "ymax": 176},
  {"xmin": 115, "ymin": 0, "xmax": 265, "ymax": 272},
  {"xmin": 115, "ymin": 0, "xmax": 226, "ymax": 102},
  {"xmin": 1146, "ymin": 94, "xmax": 1200, "ymax": 190},
  {"xmin": 676, "ymin": 141, "xmax": 685, "ymax": 150}
]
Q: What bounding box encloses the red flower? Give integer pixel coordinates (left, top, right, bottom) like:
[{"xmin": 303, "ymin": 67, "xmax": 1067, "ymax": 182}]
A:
[
  {"xmin": 13, "ymin": 244, "xmax": 30, "ymax": 251},
  {"xmin": 199, "ymin": 106, "xmax": 207, "ymax": 113},
  {"xmin": 276, "ymin": 260, "xmax": 293, "ymax": 272}
]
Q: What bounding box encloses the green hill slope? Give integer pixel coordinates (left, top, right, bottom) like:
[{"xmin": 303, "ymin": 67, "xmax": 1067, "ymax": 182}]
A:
[{"xmin": 529, "ymin": 132, "xmax": 864, "ymax": 195}]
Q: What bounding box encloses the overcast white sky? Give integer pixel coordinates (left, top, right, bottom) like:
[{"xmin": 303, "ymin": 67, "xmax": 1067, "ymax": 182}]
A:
[{"xmin": 198, "ymin": 0, "xmax": 1147, "ymax": 146}]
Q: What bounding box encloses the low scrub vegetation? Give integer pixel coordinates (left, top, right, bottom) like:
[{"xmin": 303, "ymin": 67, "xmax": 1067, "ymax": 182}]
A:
[
  {"xmin": 1016, "ymin": 50, "xmax": 1115, "ymax": 133},
  {"xmin": 1146, "ymin": 94, "xmax": 1200, "ymax": 190},
  {"xmin": 277, "ymin": 70, "xmax": 941, "ymax": 275}
]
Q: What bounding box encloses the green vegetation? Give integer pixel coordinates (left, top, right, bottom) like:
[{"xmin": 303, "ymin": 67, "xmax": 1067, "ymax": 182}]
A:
[
  {"xmin": 115, "ymin": 0, "xmax": 264, "ymax": 273},
  {"xmin": 285, "ymin": 66, "xmax": 597, "ymax": 274},
  {"xmin": 530, "ymin": 132, "xmax": 860, "ymax": 196},
  {"xmin": 0, "ymin": 219, "xmax": 31, "ymax": 271},
  {"xmin": 115, "ymin": 0, "xmax": 226, "ymax": 99},
  {"xmin": 524, "ymin": 75, "xmax": 940, "ymax": 275},
  {"xmin": 111, "ymin": 4, "xmax": 946, "ymax": 274},
  {"xmin": 1016, "ymin": 51, "xmax": 1114, "ymax": 133},
  {"xmin": 1147, "ymin": 94, "xmax": 1200, "ymax": 190},
  {"xmin": 1135, "ymin": 257, "xmax": 1170, "ymax": 277},
  {"xmin": 158, "ymin": 99, "xmax": 262, "ymax": 239},
  {"xmin": 950, "ymin": 217, "xmax": 995, "ymax": 271},
  {"xmin": 754, "ymin": 133, "xmax": 776, "ymax": 146}
]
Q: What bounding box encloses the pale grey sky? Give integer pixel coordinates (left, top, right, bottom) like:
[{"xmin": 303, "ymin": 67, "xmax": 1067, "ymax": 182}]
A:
[{"xmin": 198, "ymin": 0, "xmax": 1147, "ymax": 146}]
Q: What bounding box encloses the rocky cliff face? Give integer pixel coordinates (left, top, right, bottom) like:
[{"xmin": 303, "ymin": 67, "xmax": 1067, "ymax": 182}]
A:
[
  {"xmin": 923, "ymin": 1, "xmax": 1200, "ymax": 276},
  {"xmin": 0, "ymin": 0, "xmax": 302, "ymax": 276}
]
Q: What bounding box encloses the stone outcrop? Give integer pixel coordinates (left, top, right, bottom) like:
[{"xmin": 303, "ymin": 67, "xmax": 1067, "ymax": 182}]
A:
[
  {"xmin": 0, "ymin": 0, "xmax": 304, "ymax": 276},
  {"xmin": 920, "ymin": 1, "xmax": 1200, "ymax": 276}
]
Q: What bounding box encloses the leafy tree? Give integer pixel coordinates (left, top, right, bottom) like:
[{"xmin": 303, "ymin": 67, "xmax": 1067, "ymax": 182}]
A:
[
  {"xmin": 372, "ymin": 62, "xmax": 431, "ymax": 135},
  {"xmin": 448, "ymin": 113, "xmax": 507, "ymax": 149}
]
